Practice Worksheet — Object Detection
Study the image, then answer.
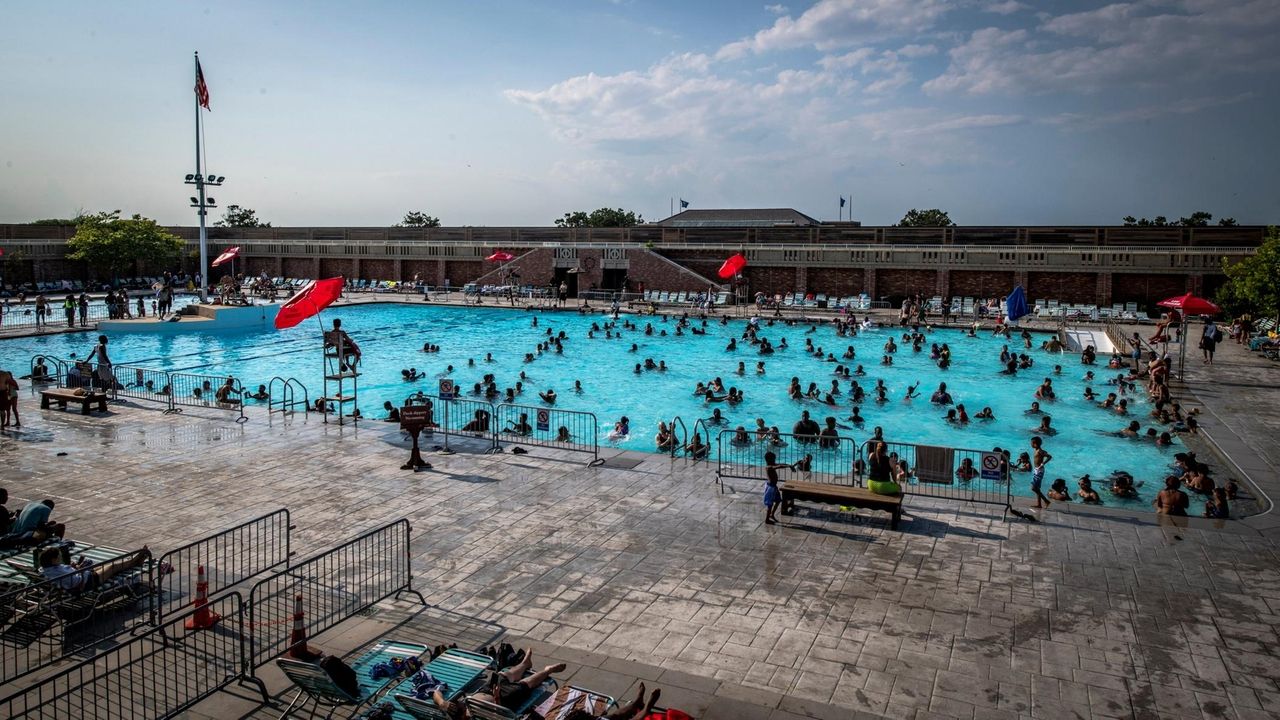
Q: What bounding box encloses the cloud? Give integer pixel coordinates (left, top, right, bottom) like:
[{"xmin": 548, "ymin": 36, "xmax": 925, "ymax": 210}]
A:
[
  {"xmin": 717, "ymin": 0, "xmax": 949, "ymax": 59},
  {"xmin": 764, "ymin": 3, "xmax": 788, "ymax": 14},
  {"xmin": 982, "ymin": 0, "xmax": 1024, "ymax": 14},
  {"xmin": 1043, "ymin": 92, "xmax": 1257, "ymax": 130},
  {"xmin": 926, "ymin": 0, "xmax": 1280, "ymax": 95}
]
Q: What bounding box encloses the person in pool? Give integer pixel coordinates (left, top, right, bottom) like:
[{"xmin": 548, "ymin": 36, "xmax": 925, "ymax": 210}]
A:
[
  {"xmin": 955, "ymin": 457, "xmax": 978, "ymax": 481},
  {"xmin": 1025, "ymin": 401, "xmax": 1043, "ymax": 415},
  {"xmin": 1154, "ymin": 476, "xmax": 1189, "ymax": 515},
  {"xmin": 1119, "ymin": 420, "xmax": 1141, "ymax": 438},
  {"xmin": 539, "ymin": 388, "xmax": 557, "ymax": 404},
  {"xmin": 1077, "ymin": 476, "xmax": 1102, "ymax": 503},
  {"xmin": 1048, "ymin": 478, "xmax": 1072, "ymax": 502},
  {"xmin": 655, "ymin": 422, "xmax": 675, "ymax": 452},
  {"xmin": 975, "ymin": 406, "xmax": 995, "ymax": 420},
  {"xmin": 382, "ymin": 401, "xmax": 400, "ymax": 422},
  {"xmin": 505, "ymin": 412, "xmax": 533, "ymax": 436},
  {"xmin": 1036, "ymin": 415, "xmax": 1055, "ymax": 435},
  {"xmin": 930, "ymin": 383, "xmax": 952, "ymax": 404},
  {"xmin": 248, "ymin": 384, "xmax": 269, "ymax": 401},
  {"xmin": 610, "ymin": 416, "xmax": 630, "ymax": 440},
  {"xmin": 684, "ymin": 431, "xmax": 709, "ymax": 459}
]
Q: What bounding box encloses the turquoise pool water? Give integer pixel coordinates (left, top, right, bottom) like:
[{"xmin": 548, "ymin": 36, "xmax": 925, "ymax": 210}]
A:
[{"xmin": 0, "ymin": 302, "xmax": 1181, "ymax": 508}]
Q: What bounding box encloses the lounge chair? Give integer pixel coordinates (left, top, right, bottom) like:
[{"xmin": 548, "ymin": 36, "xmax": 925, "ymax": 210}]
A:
[
  {"xmin": 391, "ymin": 648, "xmax": 496, "ymax": 719},
  {"xmin": 465, "ymin": 677, "xmax": 558, "ymax": 720},
  {"xmin": 275, "ymin": 639, "xmax": 429, "ymax": 719}
]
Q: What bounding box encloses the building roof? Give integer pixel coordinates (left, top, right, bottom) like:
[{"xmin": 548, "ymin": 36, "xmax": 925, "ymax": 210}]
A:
[{"xmin": 656, "ymin": 208, "xmax": 820, "ymax": 227}]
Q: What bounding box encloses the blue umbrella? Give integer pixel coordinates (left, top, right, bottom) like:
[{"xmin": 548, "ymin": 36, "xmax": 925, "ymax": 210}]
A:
[{"xmin": 1006, "ymin": 285, "xmax": 1029, "ymax": 323}]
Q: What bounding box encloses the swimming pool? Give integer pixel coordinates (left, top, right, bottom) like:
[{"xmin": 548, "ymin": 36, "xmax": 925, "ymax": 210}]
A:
[{"xmin": 0, "ymin": 302, "xmax": 1181, "ymax": 509}]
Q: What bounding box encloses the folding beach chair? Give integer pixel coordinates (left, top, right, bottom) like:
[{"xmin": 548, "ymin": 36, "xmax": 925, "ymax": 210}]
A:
[
  {"xmin": 531, "ymin": 685, "xmax": 616, "ymax": 719},
  {"xmin": 391, "ymin": 648, "xmax": 494, "ymax": 719},
  {"xmin": 276, "ymin": 639, "xmax": 428, "ymax": 719}
]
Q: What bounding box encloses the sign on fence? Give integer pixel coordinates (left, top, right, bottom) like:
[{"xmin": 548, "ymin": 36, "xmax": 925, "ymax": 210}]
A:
[
  {"xmin": 535, "ymin": 408, "xmax": 550, "ymax": 432},
  {"xmin": 979, "ymin": 451, "xmax": 1003, "ymax": 481},
  {"xmin": 438, "ymin": 378, "xmax": 456, "ymax": 398}
]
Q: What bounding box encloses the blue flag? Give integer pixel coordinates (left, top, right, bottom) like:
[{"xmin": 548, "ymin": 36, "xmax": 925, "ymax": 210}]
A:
[
  {"xmin": 1006, "ymin": 285, "xmax": 1029, "ymax": 323},
  {"xmin": 679, "ymin": 198, "xmax": 689, "ymax": 209},
  {"xmin": 839, "ymin": 196, "xmax": 846, "ymax": 207}
]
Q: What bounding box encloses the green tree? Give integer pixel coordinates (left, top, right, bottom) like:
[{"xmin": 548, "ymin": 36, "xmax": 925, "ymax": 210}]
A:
[
  {"xmin": 1217, "ymin": 226, "xmax": 1280, "ymax": 322},
  {"xmin": 1122, "ymin": 211, "xmax": 1237, "ymax": 227},
  {"xmin": 65, "ymin": 212, "xmax": 184, "ymax": 281},
  {"xmin": 1218, "ymin": 217, "xmax": 1237, "ymax": 226},
  {"xmin": 215, "ymin": 205, "xmax": 270, "ymax": 227},
  {"xmin": 896, "ymin": 208, "xmax": 954, "ymax": 227},
  {"xmin": 396, "ymin": 211, "xmax": 441, "ymax": 228},
  {"xmin": 2, "ymin": 248, "xmax": 32, "ymax": 286},
  {"xmin": 554, "ymin": 208, "xmax": 644, "ymax": 227}
]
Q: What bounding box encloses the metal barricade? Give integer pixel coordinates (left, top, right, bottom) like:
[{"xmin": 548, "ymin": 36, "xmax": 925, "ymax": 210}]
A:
[
  {"xmin": 111, "ymin": 364, "xmax": 173, "ymax": 405},
  {"xmin": 431, "ymin": 394, "xmax": 495, "ymax": 452},
  {"xmin": 152, "ymin": 509, "xmax": 295, "ymax": 624},
  {"xmin": 267, "ymin": 376, "xmax": 309, "ymax": 414},
  {"xmin": 0, "ymin": 593, "xmax": 256, "ymax": 719},
  {"xmin": 241, "ymin": 519, "xmax": 424, "ymax": 673},
  {"xmin": 493, "ymin": 402, "xmax": 604, "ymax": 466},
  {"xmin": 168, "ymin": 372, "xmax": 247, "ymax": 422},
  {"xmin": 858, "ymin": 439, "xmax": 1011, "ymax": 508},
  {"xmin": 716, "ymin": 429, "xmax": 859, "ymax": 492},
  {"xmin": 0, "ymin": 302, "xmax": 110, "ymax": 331},
  {"xmin": 0, "ymin": 551, "xmax": 153, "ymax": 685}
]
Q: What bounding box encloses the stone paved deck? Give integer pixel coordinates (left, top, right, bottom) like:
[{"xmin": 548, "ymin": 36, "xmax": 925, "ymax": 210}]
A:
[{"xmin": 1, "ymin": 324, "xmax": 1279, "ymax": 719}]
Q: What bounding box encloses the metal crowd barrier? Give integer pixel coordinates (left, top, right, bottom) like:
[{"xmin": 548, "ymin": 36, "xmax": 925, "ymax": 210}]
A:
[
  {"xmin": 241, "ymin": 519, "xmax": 424, "ymax": 674},
  {"xmin": 152, "ymin": 509, "xmax": 295, "ymax": 624},
  {"xmin": 493, "ymin": 402, "xmax": 604, "ymax": 466},
  {"xmin": 858, "ymin": 439, "xmax": 1011, "ymax": 508},
  {"xmin": 716, "ymin": 429, "xmax": 859, "ymax": 492},
  {"xmin": 436, "ymin": 395, "xmax": 496, "ymax": 452},
  {"xmin": 112, "ymin": 364, "xmax": 174, "ymax": 405},
  {"xmin": 0, "ymin": 593, "xmax": 253, "ymax": 719},
  {"xmin": 168, "ymin": 372, "xmax": 248, "ymax": 422},
  {"xmin": 267, "ymin": 376, "xmax": 309, "ymax": 415},
  {"xmin": 0, "ymin": 302, "xmax": 110, "ymax": 331},
  {"xmin": 0, "ymin": 552, "xmax": 152, "ymax": 686}
]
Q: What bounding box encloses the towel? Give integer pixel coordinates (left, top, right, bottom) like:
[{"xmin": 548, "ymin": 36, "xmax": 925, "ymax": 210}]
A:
[{"xmin": 914, "ymin": 445, "xmax": 955, "ymax": 485}]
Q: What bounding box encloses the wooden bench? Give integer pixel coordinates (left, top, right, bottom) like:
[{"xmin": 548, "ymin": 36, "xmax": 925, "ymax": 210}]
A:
[
  {"xmin": 780, "ymin": 481, "xmax": 903, "ymax": 529},
  {"xmin": 40, "ymin": 388, "xmax": 108, "ymax": 415}
]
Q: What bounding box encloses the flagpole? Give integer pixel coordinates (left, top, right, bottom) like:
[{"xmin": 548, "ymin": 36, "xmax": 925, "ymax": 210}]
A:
[{"xmin": 195, "ymin": 52, "xmax": 209, "ymax": 304}]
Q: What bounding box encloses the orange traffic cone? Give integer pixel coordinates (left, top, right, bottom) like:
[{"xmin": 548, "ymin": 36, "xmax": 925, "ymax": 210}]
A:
[
  {"xmin": 184, "ymin": 564, "xmax": 221, "ymax": 630},
  {"xmin": 287, "ymin": 593, "xmax": 321, "ymax": 661}
]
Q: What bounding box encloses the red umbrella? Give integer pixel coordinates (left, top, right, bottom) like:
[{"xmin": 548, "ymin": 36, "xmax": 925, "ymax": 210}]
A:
[
  {"xmin": 274, "ymin": 277, "xmax": 345, "ymax": 329},
  {"xmin": 1157, "ymin": 293, "xmax": 1220, "ymax": 316},
  {"xmin": 718, "ymin": 253, "xmax": 747, "ymax": 279},
  {"xmin": 486, "ymin": 251, "xmax": 515, "ymax": 262},
  {"xmin": 211, "ymin": 246, "xmax": 241, "ymax": 267}
]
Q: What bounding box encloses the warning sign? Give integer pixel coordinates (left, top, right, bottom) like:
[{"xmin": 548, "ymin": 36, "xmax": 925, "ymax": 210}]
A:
[
  {"xmin": 438, "ymin": 378, "xmax": 455, "ymax": 399},
  {"xmin": 979, "ymin": 452, "xmax": 1004, "ymax": 481},
  {"xmin": 536, "ymin": 409, "xmax": 550, "ymax": 432}
]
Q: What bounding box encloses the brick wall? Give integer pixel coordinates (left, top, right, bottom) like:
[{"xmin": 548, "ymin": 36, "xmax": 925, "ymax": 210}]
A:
[
  {"xmin": 808, "ymin": 268, "xmax": 866, "ymax": 296},
  {"xmin": 403, "ymin": 259, "xmax": 436, "ymax": 283},
  {"xmin": 656, "ymin": 250, "xmax": 730, "ymax": 284},
  {"xmin": 282, "ymin": 258, "xmax": 313, "ymax": 279},
  {"xmin": 951, "ymin": 270, "xmax": 1015, "ymax": 299},
  {"xmin": 320, "ymin": 258, "xmax": 356, "ymax": 279},
  {"xmin": 629, "ymin": 249, "xmax": 724, "ymax": 292},
  {"xmin": 743, "ymin": 266, "xmax": 797, "ymax": 296},
  {"xmin": 474, "ymin": 248, "xmax": 556, "ymax": 286},
  {"xmin": 1112, "ymin": 273, "xmax": 1186, "ymax": 310},
  {"xmin": 1026, "ymin": 272, "xmax": 1096, "ymax": 304},
  {"xmin": 443, "ymin": 260, "xmax": 484, "ymax": 285},
  {"xmin": 244, "ymin": 257, "xmax": 276, "ymax": 277},
  {"xmin": 877, "ymin": 269, "xmax": 937, "ymax": 299},
  {"xmin": 359, "ymin": 259, "xmax": 395, "ymax": 280}
]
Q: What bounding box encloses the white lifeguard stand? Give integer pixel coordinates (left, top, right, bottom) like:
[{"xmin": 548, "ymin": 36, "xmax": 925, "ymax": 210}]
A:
[{"xmin": 322, "ymin": 326, "xmax": 360, "ymax": 425}]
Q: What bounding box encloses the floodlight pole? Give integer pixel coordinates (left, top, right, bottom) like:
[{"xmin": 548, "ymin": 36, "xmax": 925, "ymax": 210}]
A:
[{"xmin": 195, "ymin": 74, "xmax": 208, "ymax": 304}]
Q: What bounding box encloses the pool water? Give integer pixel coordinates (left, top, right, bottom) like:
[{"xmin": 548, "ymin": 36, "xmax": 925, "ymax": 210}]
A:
[{"xmin": 0, "ymin": 302, "xmax": 1181, "ymax": 509}]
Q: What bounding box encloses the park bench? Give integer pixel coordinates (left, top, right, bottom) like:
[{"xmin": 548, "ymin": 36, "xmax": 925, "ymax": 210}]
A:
[
  {"xmin": 780, "ymin": 481, "xmax": 903, "ymax": 529},
  {"xmin": 39, "ymin": 387, "xmax": 108, "ymax": 415}
]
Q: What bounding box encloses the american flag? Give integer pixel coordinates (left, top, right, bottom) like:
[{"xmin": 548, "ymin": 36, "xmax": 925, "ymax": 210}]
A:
[{"xmin": 195, "ymin": 58, "xmax": 210, "ymax": 110}]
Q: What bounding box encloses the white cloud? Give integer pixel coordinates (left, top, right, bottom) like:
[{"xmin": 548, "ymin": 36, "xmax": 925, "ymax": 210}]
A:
[
  {"xmin": 926, "ymin": 0, "xmax": 1280, "ymax": 95},
  {"xmin": 1043, "ymin": 92, "xmax": 1257, "ymax": 130},
  {"xmin": 765, "ymin": 4, "xmax": 789, "ymax": 14},
  {"xmin": 982, "ymin": 0, "xmax": 1024, "ymax": 14},
  {"xmin": 717, "ymin": 0, "xmax": 949, "ymax": 59}
]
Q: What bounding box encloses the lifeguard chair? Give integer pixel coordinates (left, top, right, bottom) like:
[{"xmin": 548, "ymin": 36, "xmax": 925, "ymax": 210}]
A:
[{"xmin": 322, "ymin": 319, "xmax": 360, "ymax": 425}]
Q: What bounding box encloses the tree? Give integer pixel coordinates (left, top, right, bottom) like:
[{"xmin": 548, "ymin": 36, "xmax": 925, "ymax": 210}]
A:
[
  {"xmin": 396, "ymin": 212, "xmax": 441, "ymax": 228},
  {"xmin": 216, "ymin": 205, "xmax": 270, "ymax": 227},
  {"xmin": 1122, "ymin": 211, "xmax": 1238, "ymax": 227},
  {"xmin": 2, "ymin": 248, "xmax": 32, "ymax": 286},
  {"xmin": 896, "ymin": 208, "xmax": 954, "ymax": 227},
  {"xmin": 554, "ymin": 208, "xmax": 644, "ymax": 227},
  {"xmin": 65, "ymin": 212, "xmax": 184, "ymax": 281},
  {"xmin": 1218, "ymin": 217, "xmax": 1237, "ymax": 226},
  {"xmin": 1217, "ymin": 226, "xmax": 1280, "ymax": 322}
]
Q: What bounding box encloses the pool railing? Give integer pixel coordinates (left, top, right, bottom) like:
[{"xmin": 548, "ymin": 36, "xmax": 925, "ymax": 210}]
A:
[
  {"xmin": 493, "ymin": 401, "xmax": 604, "ymax": 466},
  {"xmin": 167, "ymin": 372, "xmax": 248, "ymax": 422},
  {"xmin": 857, "ymin": 439, "xmax": 1012, "ymax": 511},
  {"xmin": 715, "ymin": 429, "xmax": 859, "ymax": 493}
]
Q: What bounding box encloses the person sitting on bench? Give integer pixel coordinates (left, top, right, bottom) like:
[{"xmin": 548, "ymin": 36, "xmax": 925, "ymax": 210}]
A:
[
  {"xmin": 39, "ymin": 545, "xmax": 151, "ymax": 593},
  {"xmin": 0, "ymin": 498, "xmax": 66, "ymax": 547}
]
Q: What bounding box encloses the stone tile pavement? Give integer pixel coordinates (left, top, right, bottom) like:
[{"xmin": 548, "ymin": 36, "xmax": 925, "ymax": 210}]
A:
[{"xmin": 1, "ymin": 377, "xmax": 1279, "ymax": 719}]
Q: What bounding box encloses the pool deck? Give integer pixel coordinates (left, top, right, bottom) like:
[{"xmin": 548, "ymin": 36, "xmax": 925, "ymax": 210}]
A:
[{"xmin": 2, "ymin": 320, "xmax": 1280, "ymax": 720}]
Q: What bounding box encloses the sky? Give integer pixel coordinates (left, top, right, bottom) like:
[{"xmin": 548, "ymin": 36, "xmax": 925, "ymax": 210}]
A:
[{"xmin": 1, "ymin": 0, "xmax": 1276, "ymax": 227}]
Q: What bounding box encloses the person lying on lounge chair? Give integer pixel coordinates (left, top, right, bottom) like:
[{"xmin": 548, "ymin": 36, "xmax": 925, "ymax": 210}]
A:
[
  {"xmin": 565, "ymin": 683, "xmax": 663, "ymax": 720},
  {"xmin": 39, "ymin": 545, "xmax": 152, "ymax": 593},
  {"xmin": 471, "ymin": 650, "xmax": 566, "ymax": 712}
]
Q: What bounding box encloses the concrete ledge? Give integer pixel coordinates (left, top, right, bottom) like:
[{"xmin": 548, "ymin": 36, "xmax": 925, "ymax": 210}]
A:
[{"xmin": 99, "ymin": 303, "xmax": 279, "ymax": 334}]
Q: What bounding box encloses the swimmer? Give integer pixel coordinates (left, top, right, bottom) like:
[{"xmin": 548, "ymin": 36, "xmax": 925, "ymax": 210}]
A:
[
  {"xmin": 1048, "ymin": 478, "xmax": 1072, "ymax": 502},
  {"xmin": 1036, "ymin": 414, "xmax": 1055, "ymax": 435},
  {"xmin": 1077, "ymin": 476, "xmax": 1102, "ymax": 503},
  {"xmin": 539, "ymin": 388, "xmax": 557, "ymax": 404},
  {"xmin": 1025, "ymin": 401, "xmax": 1042, "ymax": 415},
  {"xmin": 975, "ymin": 406, "xmax": 995, "ymax": 420},
  {"xmin": 904, "ymin": 382, "xmax": 920, "ymax": 400},
  {"xmin": 249, "ymin": 384, "xmax": 269, "ymax": 401},
  {"xmin": 608, "ymin": 416, "xmax": 630, "ymax": 441}
]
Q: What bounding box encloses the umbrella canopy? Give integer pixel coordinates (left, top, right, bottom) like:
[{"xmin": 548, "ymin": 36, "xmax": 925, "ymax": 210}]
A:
[
  {"xmin": 486, "ymin": 251, "xmax": 515, "ymax": 262},
  {"xmin": 211, "ymin": 246, "xmax": 241, "ymax": 268},
  {"xmin": 1157, "ymin": 293, "xmax": 1220, "ymax": 316},
  {"xmin": 718, "ymin": 253, "xmax": 747, "ymax": 280},
  {"xmin": 1005, "ymin": 284, "xmax": 1029, "ymax": 323},
  {"xmin": 274, "ymin": 277, "xmax": 345, "ymax": 329}
]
